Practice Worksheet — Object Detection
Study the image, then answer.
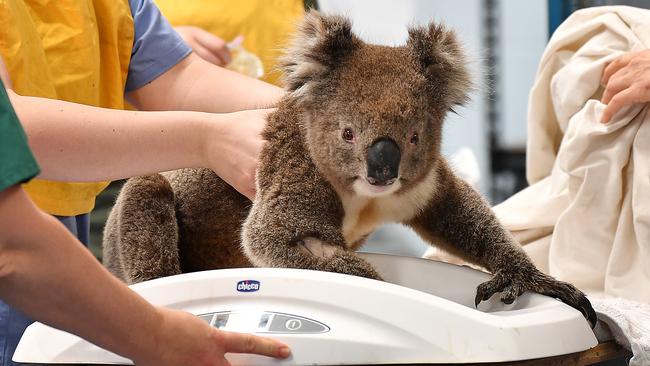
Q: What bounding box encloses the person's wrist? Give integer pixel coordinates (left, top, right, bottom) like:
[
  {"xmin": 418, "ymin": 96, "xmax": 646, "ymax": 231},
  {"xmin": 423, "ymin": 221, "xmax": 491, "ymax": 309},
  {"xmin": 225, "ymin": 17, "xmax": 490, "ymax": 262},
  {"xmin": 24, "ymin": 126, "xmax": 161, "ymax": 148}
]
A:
[
  {"xmin": 118, "ymin": 304, "xmax": 166, "ymax": 366},
  {"xmin": 196, "ymin": 112, "xmax": 220, "ymax": 170},
  {"xmin": 198, "ymin": 112, "xmax": 235, "ymax": 174}
]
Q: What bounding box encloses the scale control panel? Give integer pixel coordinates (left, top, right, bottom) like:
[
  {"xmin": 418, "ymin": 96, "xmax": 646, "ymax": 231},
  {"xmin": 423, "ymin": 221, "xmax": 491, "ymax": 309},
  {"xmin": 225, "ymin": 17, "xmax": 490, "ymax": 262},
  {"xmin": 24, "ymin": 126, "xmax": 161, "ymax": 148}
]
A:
[{"xmin": 198, "ymin": 311, "xmax": 330, "ymax": 334}]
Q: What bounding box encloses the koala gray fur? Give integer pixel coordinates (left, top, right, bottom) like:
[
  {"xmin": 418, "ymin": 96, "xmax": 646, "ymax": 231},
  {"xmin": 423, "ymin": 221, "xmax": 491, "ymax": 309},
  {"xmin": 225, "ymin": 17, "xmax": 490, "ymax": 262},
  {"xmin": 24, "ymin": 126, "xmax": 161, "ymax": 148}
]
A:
[{"xmin": 103, "ymin": 12, "xmax": 596, "ymax": 326}]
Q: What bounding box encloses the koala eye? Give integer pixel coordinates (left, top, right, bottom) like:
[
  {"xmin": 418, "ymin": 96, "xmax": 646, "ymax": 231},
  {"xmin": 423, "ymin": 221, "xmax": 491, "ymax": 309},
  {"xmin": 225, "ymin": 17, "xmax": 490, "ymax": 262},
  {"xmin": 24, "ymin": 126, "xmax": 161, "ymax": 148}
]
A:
[
  {"xmin": 410, "ymin": 133, "xmax": 419, "ymax": 145},
  {"xmin": 342, "ymin": 128, "xmax": 355, "ymax": 142}
]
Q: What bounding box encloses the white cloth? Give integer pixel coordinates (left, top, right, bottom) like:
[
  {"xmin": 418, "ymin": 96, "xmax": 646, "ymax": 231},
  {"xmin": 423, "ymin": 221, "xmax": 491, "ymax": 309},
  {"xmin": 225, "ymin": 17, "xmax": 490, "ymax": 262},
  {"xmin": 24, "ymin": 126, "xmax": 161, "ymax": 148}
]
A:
[
  {"xmin": 592, "ymin": 296, "xmax": 650, "ymax": 365},
  {"xmin": 493, "ymin": 5, "xmax": 650, "ymax": 304},
  {"xmin": 490, "ymin": 6, "xmax": 650, "ymax": 361}
]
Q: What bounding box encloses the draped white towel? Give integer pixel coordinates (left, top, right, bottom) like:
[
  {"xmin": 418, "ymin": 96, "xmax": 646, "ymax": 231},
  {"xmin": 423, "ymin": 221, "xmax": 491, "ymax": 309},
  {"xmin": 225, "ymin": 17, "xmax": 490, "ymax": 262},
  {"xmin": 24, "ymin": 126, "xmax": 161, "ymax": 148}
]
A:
[{"xmin": 592, "ymin": 296, "xmax": 650, "ymax": 365}]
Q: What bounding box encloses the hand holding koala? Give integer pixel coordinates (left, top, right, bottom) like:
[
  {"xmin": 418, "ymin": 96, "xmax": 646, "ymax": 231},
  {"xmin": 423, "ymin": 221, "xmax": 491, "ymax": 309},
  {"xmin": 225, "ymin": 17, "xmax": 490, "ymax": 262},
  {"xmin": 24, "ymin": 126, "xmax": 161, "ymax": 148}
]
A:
[{"xmin": 203, "ymin": 108, "xmax": 274, "ymax": 200}]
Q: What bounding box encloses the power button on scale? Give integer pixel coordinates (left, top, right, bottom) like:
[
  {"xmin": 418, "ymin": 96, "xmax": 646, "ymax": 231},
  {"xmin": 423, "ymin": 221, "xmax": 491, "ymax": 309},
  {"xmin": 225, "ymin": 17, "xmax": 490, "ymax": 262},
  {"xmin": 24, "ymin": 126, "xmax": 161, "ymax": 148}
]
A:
[{"xmin": 284, "ymin": 318, "xmax": 302, "ymax": 331}]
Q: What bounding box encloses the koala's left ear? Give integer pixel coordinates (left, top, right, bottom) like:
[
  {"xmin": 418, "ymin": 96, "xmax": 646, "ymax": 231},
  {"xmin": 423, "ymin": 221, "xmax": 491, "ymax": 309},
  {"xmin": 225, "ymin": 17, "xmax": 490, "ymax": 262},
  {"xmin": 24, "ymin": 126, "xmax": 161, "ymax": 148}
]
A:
[
  {"xmin": 407, "ymin": 23, "xmax": 472, "ymax": 109},
  {"xmin": 281, "ymin": 11, "xmax": 361, "ymax": 101}
]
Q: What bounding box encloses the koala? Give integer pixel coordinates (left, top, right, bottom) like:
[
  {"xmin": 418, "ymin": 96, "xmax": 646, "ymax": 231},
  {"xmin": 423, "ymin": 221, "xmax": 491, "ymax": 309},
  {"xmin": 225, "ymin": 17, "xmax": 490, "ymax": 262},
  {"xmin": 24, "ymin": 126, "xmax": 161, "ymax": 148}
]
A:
[{"xmin": 103, "ymin": 12, "xmax": 596, "ymax": 327}]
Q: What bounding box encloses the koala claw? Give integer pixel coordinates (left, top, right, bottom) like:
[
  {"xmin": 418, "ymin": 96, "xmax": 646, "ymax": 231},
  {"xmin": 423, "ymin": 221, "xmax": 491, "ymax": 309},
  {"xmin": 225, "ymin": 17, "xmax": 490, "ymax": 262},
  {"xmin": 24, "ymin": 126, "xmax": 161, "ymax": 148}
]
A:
[{"xmin": 474, "ymin": 270, "xmax": 597, "ymax": 329}]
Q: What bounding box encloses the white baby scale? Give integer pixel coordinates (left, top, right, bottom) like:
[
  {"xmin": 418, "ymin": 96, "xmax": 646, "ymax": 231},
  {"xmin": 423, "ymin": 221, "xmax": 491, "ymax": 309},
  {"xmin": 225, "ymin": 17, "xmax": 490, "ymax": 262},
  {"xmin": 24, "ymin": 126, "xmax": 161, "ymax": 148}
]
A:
[{"xmin": 14, "ymin": 253, "xmax": 597, "ymax": 364}]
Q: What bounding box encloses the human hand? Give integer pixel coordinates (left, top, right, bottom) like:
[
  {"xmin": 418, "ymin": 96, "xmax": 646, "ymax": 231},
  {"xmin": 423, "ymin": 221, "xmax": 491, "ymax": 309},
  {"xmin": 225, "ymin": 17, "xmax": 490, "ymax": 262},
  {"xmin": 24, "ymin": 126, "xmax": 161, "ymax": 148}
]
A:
[
  {"xmin": 204, "ymin": 109, "xmax": 274, "ymax": 200},
  {"xmin": 175, "ymin": 26, "xmax": 232, "ymax": 66},
  {"xmin": 134, "ymin": 307, "xmax": 290, "ymax": 366},
  {"xmin": 600, "ymin": 50, "xmax": 650, "ymax": 123}
]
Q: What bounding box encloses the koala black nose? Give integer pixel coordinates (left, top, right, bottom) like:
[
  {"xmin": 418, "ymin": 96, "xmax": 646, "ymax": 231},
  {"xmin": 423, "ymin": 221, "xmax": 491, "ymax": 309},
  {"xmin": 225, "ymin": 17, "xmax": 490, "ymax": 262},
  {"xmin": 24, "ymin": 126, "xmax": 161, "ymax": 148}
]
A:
[{"xmin": 366, "ymin": 138, "xmax": 400, "ymax": 186}]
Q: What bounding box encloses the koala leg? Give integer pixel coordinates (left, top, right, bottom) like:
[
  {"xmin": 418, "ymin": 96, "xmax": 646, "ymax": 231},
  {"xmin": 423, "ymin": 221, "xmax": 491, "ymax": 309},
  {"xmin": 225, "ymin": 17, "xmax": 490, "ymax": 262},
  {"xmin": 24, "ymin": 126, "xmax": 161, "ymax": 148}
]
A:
[
  {"xmin": 102, "ymin": 174, "xmax": 181, "ymax": 284},
  {"xmin": 242, "ymin": 202, "xmax": 382, "ymax": 280},
  {"xmin": 409, "ymin": 162, "xmax": 597, "ymax": 328}
]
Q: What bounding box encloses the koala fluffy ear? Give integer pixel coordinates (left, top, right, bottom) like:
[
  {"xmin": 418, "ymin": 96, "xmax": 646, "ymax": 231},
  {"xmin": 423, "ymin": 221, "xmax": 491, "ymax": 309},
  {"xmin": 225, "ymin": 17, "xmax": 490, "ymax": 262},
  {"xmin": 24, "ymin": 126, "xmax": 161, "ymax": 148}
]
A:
[
  {"xmin": 407, "ymin": 22, "xmax": 472, "ymax": 109},
  {"xmin": 281, "ymin": 11, "xmax": 361, "ymax": 100}
]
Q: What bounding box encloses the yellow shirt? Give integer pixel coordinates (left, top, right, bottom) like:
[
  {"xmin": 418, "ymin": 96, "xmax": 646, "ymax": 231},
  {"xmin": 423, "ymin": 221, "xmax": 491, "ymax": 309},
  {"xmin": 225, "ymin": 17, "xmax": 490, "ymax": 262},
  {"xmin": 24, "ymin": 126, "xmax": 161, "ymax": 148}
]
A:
[
  {"xmin": 155, "ymin": 0, "xmax": 303, "ymax": 86},
  {"xmin": 0, "ymin": 0, "xmax": 134, "ymax": 216}
]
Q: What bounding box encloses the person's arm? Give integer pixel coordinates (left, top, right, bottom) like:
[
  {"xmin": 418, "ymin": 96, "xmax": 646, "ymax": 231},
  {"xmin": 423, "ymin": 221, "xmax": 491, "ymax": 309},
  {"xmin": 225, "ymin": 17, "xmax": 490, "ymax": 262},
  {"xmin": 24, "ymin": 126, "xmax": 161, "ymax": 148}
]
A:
[
  {"xmin": 7, "ymin": 89, "xmax": 267, "ymax": 199},
  {"xmin": 0, "ymin": 185, "xmax": 290, "ymax": 366},
  {"xmin": 600, "ymin": 49, "xmax": 650, "ymax": 123},
  {"xmin": 127, "ymin": 53, "xmax": 283, "ymax": 112},
  {"xmin": 124, "ymin": 0, "xmax": 282, "ymax": 112},
  {"xmin": 1, "ymin": 53, "xmax": 266, "ymax": 199}
]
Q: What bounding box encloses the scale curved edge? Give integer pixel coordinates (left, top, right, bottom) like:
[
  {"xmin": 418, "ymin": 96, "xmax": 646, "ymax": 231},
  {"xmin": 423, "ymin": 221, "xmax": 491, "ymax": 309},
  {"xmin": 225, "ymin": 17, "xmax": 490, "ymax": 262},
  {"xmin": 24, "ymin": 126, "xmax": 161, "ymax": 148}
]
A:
[{"xmin": 13, "ymin": 254, "xmax": 597, "ymax": 364}]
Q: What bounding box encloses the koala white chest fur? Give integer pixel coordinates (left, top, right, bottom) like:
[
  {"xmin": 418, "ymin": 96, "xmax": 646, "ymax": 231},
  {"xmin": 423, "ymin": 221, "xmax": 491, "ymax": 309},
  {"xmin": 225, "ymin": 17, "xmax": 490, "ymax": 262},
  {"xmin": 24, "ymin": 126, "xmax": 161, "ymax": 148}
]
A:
[{"xmin": 339, "ymin": 169, "xmax": 438, "ymax": 246}]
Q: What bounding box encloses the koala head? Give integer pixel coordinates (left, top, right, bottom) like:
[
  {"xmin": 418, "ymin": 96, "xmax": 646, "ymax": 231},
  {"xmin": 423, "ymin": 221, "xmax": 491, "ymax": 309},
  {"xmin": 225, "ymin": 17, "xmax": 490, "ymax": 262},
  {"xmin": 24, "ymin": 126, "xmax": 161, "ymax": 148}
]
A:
[{"xmin": 282, "ymin": 11, "xmax": 471, "ymax": 197}]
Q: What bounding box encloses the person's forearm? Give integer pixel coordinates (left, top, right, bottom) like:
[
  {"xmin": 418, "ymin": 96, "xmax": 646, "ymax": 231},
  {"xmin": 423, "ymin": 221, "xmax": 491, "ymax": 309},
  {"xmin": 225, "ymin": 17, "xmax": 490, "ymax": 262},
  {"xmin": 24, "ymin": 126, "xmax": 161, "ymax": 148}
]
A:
[
  {"xmin": 126, "ymin": 53, "xmax": 284, "ymax": 113},
  {"xmin": 8, "ymin": 90, "xmax": 216, "ymax": 182},
  {"xmin": 0, "ymin": 186, "xmax": 162, "ymax": 361}
]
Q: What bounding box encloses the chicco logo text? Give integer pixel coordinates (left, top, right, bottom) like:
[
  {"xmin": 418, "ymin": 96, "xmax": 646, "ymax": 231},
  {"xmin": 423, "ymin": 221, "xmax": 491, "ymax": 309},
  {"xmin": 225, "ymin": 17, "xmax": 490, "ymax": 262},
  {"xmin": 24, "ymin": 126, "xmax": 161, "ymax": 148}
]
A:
[{"xmin": 236, "ymin": 280, "xmax": 260, "ymax": 292}]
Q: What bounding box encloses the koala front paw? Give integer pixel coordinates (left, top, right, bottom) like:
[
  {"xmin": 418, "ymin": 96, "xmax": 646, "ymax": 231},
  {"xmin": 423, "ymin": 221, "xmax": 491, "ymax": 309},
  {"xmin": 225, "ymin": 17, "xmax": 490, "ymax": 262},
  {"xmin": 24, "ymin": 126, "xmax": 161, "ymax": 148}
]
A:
[
  {"xmin": 475, "ymin": 270, "xmax": 597, "ymax": 328},
  {"xmin": 294, "ymin": 237, "xmax": 382, "ymax": 281}
]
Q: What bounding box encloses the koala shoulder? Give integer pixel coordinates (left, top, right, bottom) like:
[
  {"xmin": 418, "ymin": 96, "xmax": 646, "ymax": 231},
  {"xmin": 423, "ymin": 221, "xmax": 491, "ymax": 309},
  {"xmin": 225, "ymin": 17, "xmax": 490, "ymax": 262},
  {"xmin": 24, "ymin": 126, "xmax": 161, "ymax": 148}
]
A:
[
  {"xmin": 262, "ymin": 99, "xmax": 305, "ymax": 144},
  {"xmin": 257, "ymin": 99, "xmax": 322, "ymax": 188}
]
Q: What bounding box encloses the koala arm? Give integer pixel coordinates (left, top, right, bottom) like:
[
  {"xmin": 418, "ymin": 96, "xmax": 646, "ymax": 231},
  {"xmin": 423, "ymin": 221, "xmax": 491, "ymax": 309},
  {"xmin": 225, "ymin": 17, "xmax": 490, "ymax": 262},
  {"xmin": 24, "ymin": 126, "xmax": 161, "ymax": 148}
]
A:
[
  {"xmin": 242, "ymin": 176, "xmax": 381, "ymax": 279},
  {"xmin": 409, "ymin": 162, "xmax": 526, "ymax": 274},
  {"xmin": 408, "ymin": 161, "xmax": 597, "ymax": 327}
]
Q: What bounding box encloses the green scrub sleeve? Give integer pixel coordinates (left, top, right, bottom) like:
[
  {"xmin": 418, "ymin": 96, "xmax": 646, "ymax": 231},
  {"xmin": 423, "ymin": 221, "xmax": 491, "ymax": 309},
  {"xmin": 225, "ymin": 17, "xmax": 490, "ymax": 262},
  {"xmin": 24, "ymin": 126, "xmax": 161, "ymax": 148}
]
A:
[{"xmin": 0, "ymin": 81, "xmax": 40, "ymax": 193}]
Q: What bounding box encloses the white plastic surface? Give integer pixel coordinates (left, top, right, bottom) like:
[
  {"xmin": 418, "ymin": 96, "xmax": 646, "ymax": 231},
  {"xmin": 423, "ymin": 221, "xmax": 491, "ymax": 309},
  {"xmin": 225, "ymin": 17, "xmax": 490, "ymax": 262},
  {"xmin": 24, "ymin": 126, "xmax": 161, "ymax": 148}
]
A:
[{"xmin": 14, "ymin": 253, "xmax": 597, "ymax": 364}]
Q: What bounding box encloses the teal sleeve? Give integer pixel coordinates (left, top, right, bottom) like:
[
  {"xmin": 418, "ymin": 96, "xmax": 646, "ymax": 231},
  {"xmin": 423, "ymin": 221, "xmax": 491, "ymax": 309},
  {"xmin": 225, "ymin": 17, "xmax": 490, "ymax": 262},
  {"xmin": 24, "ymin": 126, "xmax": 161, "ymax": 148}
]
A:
[{"xmin": 0, "ymin": 81, "xmax": 40, "ymax": 193}]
